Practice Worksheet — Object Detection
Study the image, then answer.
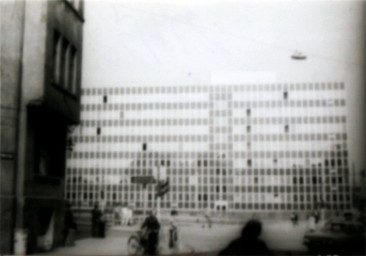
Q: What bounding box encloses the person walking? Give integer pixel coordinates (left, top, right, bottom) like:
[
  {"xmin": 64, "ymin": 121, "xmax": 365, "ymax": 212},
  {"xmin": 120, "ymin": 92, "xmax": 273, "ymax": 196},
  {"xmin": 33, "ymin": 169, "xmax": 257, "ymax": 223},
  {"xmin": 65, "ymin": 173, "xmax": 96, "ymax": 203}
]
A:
[
  {"xmin": 219, "ymin": 219, "xmax": 271, "ymax": 255},
  {"xmin": 91, "ymin": 204, "xmax": 101, "ymax": 237},
  {"xmin": 308, "ymin": 213, "xmax": 316, "ymax": 232},
  {"xmin": 141, "ymin": 210, "xmax": 161, "ymax": 255},
  {"xmin": 168, "ymin": 208, "xmax": 179, "ymax": 252},
  {"xmin": 63, "ymin": 203, "xmax": 77, "ymax": 246},
  {"xmin": 291, "ymin": 212, "xmax": 298, "ymax": 226},
  {"xmin": 99, "ymin": 209, "xmax": 106, "ymax": 238},
  {"xmin": 204, "ymin": 209, "xmax": 212, "ymax": 228}
]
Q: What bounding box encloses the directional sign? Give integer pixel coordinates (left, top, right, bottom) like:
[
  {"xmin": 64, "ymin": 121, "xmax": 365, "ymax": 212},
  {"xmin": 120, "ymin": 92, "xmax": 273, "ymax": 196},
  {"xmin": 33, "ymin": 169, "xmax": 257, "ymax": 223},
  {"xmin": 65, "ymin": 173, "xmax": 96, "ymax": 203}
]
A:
[{"xmin": 131, "ymin": 176, "xmax": 155, "ymax": 184}]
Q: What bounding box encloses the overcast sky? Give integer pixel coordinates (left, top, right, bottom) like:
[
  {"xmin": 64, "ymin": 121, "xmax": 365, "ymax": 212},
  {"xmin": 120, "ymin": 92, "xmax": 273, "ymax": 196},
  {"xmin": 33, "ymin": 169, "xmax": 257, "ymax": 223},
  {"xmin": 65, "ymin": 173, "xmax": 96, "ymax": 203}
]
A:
[{"xmin": 82, "ymin": 0, "xmax": 365, "ymax": 171}]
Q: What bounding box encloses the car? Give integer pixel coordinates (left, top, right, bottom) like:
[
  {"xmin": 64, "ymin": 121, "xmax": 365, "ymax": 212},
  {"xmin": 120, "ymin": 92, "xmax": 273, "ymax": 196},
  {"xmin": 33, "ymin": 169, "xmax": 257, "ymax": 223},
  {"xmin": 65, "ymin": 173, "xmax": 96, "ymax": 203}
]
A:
[{"xmin": 303, "ymin": 219, "xmax": 365, "ymax": 255}]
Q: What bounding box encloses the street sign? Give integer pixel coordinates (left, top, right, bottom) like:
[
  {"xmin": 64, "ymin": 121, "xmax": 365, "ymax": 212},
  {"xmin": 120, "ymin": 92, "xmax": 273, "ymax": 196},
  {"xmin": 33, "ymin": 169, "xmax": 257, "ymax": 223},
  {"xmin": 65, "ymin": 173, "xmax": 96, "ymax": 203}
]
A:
[{"xmin": 131, "ymin": 176, "xmax": 155, "ymax": 184}]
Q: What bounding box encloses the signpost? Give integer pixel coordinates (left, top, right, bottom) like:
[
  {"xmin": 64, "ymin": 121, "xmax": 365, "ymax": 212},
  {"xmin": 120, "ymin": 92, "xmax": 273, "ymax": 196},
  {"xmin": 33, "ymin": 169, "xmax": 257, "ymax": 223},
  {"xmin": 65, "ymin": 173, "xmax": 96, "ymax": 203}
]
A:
[
  {"xmin": 154, "ymin": 166, "xmax": 170, "ymax": 218},
  {"xmin": 130, "ymin": 176, "xmax": 155, "ymax": 188},
  {"xmin": 130, "ymin": 165, "xmax": 170, "ymax": 218},
  {"xmin": 131, "ymin": 176, "xmax": 155, "ymax": 215}
]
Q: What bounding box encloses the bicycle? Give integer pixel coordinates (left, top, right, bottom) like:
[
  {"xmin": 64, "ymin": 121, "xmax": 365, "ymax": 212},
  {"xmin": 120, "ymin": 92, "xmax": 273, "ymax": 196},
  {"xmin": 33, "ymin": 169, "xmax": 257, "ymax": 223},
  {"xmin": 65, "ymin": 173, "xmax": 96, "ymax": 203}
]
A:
[
  {"xmin": 127, "ymin": 230, "xmax": 160, "ymax": 255},
  {"xmin": 127, "ymin": 231, "xmax": 146, "ymax": 255}
]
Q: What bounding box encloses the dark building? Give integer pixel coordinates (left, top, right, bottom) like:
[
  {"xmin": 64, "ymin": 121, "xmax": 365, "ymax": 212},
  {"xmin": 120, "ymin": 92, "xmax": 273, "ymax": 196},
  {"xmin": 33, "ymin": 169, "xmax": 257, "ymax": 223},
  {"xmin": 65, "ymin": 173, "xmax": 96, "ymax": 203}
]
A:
[{"xmin": 1, "ymin": 0, "xmax": 84, "ymax": 254}]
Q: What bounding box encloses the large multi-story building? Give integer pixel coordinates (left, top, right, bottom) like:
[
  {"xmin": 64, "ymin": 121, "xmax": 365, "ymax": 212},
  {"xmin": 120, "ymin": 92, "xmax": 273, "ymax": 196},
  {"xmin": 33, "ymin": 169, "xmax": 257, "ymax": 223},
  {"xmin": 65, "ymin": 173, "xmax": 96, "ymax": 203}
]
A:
[
  {"xmin": 66, "ymin": 83, "xmax": 351, "ymax": 217},
  {"xmin": 1, "ymin": 0, "xmax": 84, "ymax": 254}
]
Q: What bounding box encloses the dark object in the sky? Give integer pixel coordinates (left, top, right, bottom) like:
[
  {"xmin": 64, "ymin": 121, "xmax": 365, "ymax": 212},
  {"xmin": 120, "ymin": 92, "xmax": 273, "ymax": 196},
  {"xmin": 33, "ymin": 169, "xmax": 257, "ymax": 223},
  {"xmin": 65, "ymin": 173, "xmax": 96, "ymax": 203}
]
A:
[{"xmin": 291, "ymin": 51, "xmax": 307, "ymax": 60}]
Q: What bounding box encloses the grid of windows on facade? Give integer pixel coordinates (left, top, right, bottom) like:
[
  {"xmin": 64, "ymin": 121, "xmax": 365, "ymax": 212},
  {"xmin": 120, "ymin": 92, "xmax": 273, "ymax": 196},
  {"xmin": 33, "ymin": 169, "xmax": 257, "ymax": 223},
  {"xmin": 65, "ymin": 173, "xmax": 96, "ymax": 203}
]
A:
[{"xmin": 66, "ymin": 82, "xmax": 351, "ymax": 213}]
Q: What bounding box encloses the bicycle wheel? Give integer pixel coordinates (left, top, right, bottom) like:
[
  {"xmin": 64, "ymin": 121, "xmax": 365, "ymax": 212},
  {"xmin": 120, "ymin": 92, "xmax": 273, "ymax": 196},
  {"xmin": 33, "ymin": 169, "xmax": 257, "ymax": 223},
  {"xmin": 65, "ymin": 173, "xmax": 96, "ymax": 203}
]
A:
[{"xmin": 127, "ymin": 235, "xmax": 143, "ymax": 255}]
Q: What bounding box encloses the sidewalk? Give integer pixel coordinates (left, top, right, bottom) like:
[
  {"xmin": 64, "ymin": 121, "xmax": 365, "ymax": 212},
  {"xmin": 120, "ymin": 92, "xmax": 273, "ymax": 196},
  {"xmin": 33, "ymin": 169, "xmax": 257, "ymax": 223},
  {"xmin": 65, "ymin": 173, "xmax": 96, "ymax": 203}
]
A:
[{"xmin": 44, "ymin": 221, "xmax": 309, "ymax": 255}]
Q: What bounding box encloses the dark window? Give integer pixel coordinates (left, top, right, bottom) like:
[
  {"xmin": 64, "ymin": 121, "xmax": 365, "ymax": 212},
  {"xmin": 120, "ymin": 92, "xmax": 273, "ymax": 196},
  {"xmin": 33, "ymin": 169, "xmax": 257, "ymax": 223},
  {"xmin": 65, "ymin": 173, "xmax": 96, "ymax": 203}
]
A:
[
  {"xmin": 97, "ymin": 127, "xmax": 101, "ymax": 135},
  {"xmin": 325, "ymin": 159, "xmax": 329, "ymax": 167},
  {"xmin": 285, "ymin": 124, "xmax": 289, "ymax": 133},
  {"xmin": 103, "ymin": 95, "xmax": 108, "ymax": 103},
  {"xmin": 284, "ymin": 91, "xmax": 288, "ymax": 99},
  {"xmin": 52, "ymin": 31, "xmax": 62, "ymax": 85},
  {"xmin": 60, "ymin": 38, "xmax": 68, "ymax": 87}
]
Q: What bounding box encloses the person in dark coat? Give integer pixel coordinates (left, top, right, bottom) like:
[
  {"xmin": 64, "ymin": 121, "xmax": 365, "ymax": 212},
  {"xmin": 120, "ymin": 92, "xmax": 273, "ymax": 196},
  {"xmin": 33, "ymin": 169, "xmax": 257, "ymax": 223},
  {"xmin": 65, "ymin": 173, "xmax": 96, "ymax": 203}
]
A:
[
  {"xmin": 141, "ymin": 210, "xmax": 161, "ymax": 255},
  {"xmin": 91, "ymin": 204, "xmax": 101, "ymax": 237},
  {"xmin": 219, "ymin": 219, "xmax": 271, "ymax": 255},
  {"xmin": 99, "ymin": 209, "xmax": 106, "ymax": 238},
  {"xmin": 63, "ymin": 203, "xmax": 77, "ymax": 246}
]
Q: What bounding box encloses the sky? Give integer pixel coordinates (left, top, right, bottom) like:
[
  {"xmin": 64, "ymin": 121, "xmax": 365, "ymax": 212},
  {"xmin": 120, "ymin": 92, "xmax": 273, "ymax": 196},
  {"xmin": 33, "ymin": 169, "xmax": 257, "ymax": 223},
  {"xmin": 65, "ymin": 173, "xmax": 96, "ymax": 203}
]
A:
[{"xmin": 82, "ymin": 0, "xmax": 365, "ymax": 172}]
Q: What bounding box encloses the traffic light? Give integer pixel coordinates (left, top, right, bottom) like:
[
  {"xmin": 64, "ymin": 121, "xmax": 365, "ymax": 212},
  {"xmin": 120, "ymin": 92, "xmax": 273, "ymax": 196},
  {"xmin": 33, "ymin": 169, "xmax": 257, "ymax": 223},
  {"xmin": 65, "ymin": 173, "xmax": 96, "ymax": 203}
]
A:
[{"xmin": 156, "ymin": 178, "xmax": 169, "ymax": 197}]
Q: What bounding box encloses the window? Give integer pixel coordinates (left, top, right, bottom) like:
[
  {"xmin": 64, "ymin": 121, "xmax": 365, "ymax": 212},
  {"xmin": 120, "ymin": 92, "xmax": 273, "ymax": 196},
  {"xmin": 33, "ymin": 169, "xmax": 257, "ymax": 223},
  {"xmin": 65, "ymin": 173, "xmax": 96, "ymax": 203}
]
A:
[
  {"xmin": 97, "ymin": 127, "xmax": 101, "ymax": 135},
  {"xmin": 103, "ymin": 95, "xmax": 108, "ymax": 103},
  {"xmin": 60, "ymin": 39, "xmax": 68, "ymax": 87},
  {"xmin": 283, "ymin": 91, "xmax": 288, "ymax": 99},
  {"xmin": 285, "ymin": 124, "xmax": 289, "ymax": 133},
  {"xmin": 247, "ymin": 159, "xmax": 252, "ymax": 167},
  {"xmin": 64, "ymin": 45, "xmax": 71, "ymax": 89},
  {"xmin": 53, "ymin": 31, "xmax": 62, "ymax": 84},
  {"xmin": 52, "ymin": 31, "xmax": 78, "ymax": 95}
]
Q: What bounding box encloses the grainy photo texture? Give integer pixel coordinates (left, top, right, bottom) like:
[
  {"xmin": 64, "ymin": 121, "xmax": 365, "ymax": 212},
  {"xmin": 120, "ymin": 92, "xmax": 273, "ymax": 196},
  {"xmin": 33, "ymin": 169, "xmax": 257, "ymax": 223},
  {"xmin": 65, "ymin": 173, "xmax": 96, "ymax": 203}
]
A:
[{"xmin": 1, "ymin": 0, "xmax": 365, "ymax": 255}]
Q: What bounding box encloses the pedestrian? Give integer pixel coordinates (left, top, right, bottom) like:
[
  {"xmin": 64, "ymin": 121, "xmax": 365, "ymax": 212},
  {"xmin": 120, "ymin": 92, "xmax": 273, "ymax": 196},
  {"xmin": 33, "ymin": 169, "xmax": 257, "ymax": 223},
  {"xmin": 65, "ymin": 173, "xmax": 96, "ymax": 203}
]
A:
[
  {"xmin": 219, "ymin": 219, "xmax": 271, "ymax": 255},
  {"xmin": 169, "ymin": 208, "xmax": 179, "ymax": 252},
  {"xmin": 203, "ymin": 209, "xmax": 212, "ymax": 228},
  {"xmin": 91, "ymin": 203, "xmax": 101, "ymax": 237},
  {"xmin": 63, "ymin": 202, "xmax": 77, "ymax": 246},
  {"xmin": 314, "ymin": 211, "xmax": 320, "ymax": 224},
  {"xmin": 308, "ymin": 213, "xmax": 316, "ymax": 232},
  {"xmin": 168, "ymin": 221, "xmax": 179, "ymax": 252},
  {"xmin": 99, "ymin": 209, "xmax": 106, "ymax": 238},
  {"xmin": 114, "ymin": 203, "xmax": 120, "ymax": 225},
  {"xmin": 290, "ymin": 212, "xmax": 298, "ymax": 226},
  {"xmin": 120, "ymin": 205, "xmax": 126, "ymax": 226},
  {"xmin": 127, "ymin": 207, "xmax": 133, "ymax": 225},
  {"xmin": 141, "ymin": 209, "xmax": 161, "ymax": 255}
]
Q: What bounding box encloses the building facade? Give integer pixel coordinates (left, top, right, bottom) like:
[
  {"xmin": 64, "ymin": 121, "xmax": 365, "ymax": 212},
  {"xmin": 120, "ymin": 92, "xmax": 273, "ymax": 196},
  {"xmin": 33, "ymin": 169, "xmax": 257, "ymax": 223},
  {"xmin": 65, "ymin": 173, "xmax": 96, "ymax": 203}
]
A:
[
  {"xmin": 1, "ymin": 0, "xmax": 84, "ymax": 254},
  {"xmin": 66, "ymin": 83, "xmax": 351, "ymax": 217}
]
